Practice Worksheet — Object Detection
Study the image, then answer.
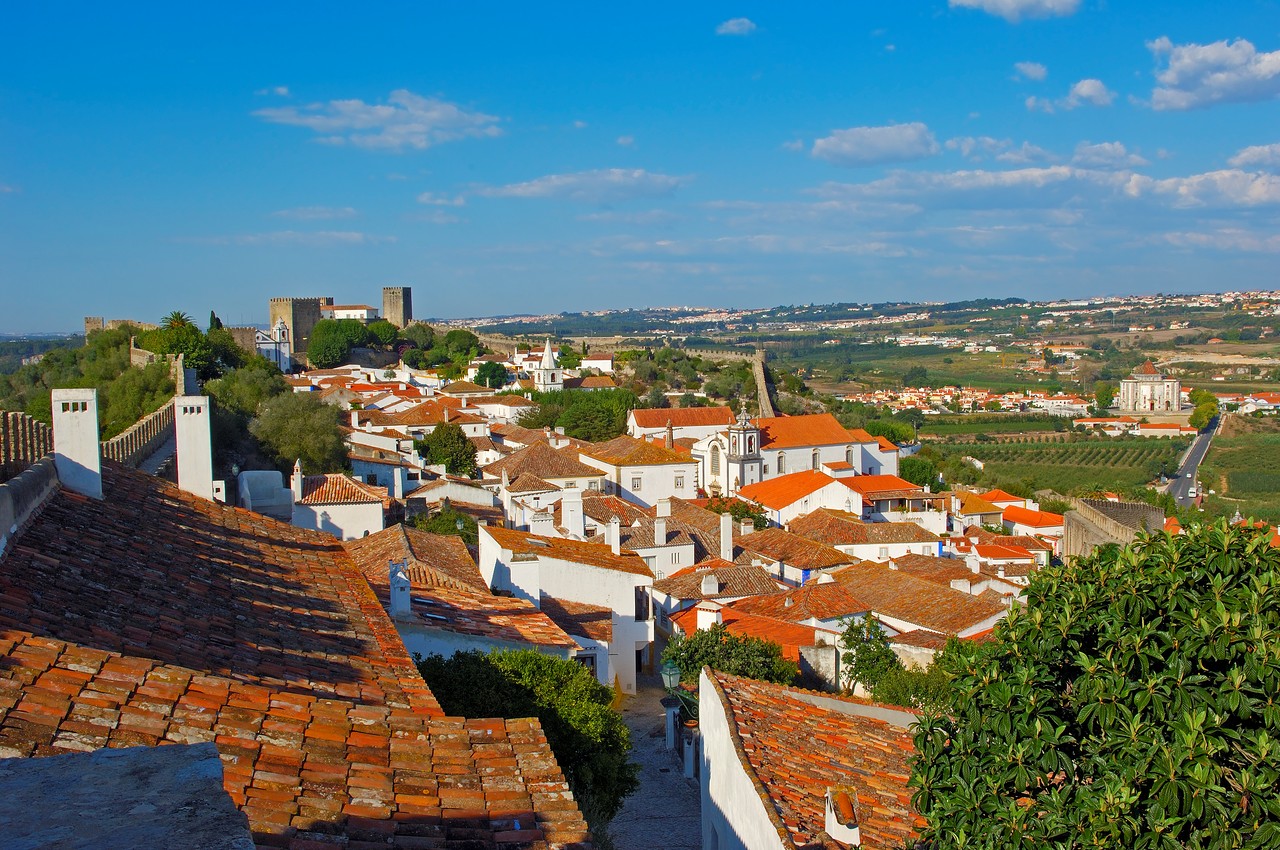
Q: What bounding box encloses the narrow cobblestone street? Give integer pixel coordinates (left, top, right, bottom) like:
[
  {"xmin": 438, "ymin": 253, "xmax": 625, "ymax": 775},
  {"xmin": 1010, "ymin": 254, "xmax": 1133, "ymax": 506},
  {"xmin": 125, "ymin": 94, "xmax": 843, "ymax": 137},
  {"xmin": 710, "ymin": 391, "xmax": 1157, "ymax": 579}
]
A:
[{"xmin": 608, "ymin": 673, "xmax": 702, "ymax": 850}]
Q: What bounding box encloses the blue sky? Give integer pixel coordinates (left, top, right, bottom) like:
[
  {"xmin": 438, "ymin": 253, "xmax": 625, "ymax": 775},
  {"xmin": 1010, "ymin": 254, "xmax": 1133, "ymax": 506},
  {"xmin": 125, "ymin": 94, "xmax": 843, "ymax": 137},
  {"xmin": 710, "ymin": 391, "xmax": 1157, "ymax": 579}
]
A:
[{"xmin": 3, "ymin": 1, "xmax": 1280, "ymax": 332}]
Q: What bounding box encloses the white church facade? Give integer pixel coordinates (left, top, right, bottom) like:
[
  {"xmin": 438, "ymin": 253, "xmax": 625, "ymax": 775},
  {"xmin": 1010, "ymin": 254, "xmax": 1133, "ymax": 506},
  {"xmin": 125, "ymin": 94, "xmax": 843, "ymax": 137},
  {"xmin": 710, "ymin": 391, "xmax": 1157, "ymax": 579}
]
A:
[{"xmin": 1118, "ymin": 361, "xmax": 1182, "ymax": 414}]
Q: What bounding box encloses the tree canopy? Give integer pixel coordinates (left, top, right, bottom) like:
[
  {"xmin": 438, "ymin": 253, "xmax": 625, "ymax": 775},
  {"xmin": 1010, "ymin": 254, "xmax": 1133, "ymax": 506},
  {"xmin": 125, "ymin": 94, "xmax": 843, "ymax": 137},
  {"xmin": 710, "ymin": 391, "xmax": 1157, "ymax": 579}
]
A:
[
  {"xmin": 417, "ymin": 650, "xmax": 639, "ymax": 828},
  {"xmin": 475, "ymin": 360, "xmax": 507, "ymax": 389},
  {"xmin": 414, "ymin": 422, "xmax": 477, "ymax": 477},
  {"xmin": 249, "ymin": 391, "xmax": 346, "ymax": 473},
  {"xmin": 839, "ymin": 616, "xmax": 901, "ymax": 693},
  {"xmin": 662, "ymin": 622, "xmax": 797, "ymax": 686},
  {"xmin": 912, "ymin": 520, "xmax": 1280, "ymax": 849}
]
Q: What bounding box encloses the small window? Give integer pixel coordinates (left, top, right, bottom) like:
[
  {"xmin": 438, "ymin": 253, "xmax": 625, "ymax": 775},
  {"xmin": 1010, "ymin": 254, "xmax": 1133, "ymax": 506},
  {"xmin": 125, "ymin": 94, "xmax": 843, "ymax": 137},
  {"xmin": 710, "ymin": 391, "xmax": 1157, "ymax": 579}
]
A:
[
  {"xmin": 710, "ymin": 445, "xmax": 721, "ymax": 476},
  {"xmin": 576, "ymin": 653, "xmax": 597, "ymax": 675},
  {"xmin": 588, "ymin": 480, "xmax": 600, "ymax": 491},
  {"xmin": 812, "ymin": 449, "xmax": 820, "ymax": 470},
  {"xmin": 674, "ymin": 475, "xmax": 685, "ymax": 489},
  {"xmin": 671, "ymin": 552, "xmax": 679, "ymax": 564},
  {"xmin": 763, "ymin": 463, "xmax": 770, "ymax": 475},
  {"xmin": 631, "ymin": 476, "xmax": 642, "ymax": 491},
  {"xmin": 565, "ymin": 481, "xmax": 576, "ymax": 489},
  {"xmin": 878, "ymin": 547, "xmax": 889, "ymax": 559},
  {"xmin": 778, "ymin": 453, "xmax": 786, "ymax": 474}
]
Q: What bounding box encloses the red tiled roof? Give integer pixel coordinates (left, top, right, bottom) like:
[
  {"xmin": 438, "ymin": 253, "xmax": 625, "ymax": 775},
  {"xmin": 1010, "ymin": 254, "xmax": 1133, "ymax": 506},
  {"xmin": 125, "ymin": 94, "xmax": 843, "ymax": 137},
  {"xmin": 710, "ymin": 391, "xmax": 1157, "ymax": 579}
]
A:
[
  {"xmin": 831, "ymin": 563, "xmax": 1006, "ymax": 635},
  {"xmin": 755, "ymin": 413, "xmax": 855, "ymax": 450},
  {"xmin": 554, "ymin": 493, "xmax": 653, "ymax": 527},
  {"xmin": 789, "ymin": 509, "xmax": 940, "ymax": 547},
  {"xmin": 0, "ymin": 463, "xmax": 592, "ymax": 847},
  {"xmin": 483, "ymin": 526, "xmax": 654, "ymax": 578},
  {"xmin": 652, "ymin": 563, "xmax": 780, "ymax": 601},
  {"xmin": 727, "ymin": 582, "xmax": 869, "ymax": 623},
  {"xmin": 705, "ymin": 670, "xmax": 921, "ymax": 849},
  {"xmin": 738, "ymin": 470, "xmax": 838, "ymax": 511},
  {"xmin": 579, "ymin": 435, "xmax": 695, "ymax": 467},
  {"xmin": 538, "ymin": 596, "xmax": 613, "ymax": 643},
  {"xmin": 888, "ymin": 553, "xmax": 976, "ymax": 587},
  {"xmin": 630, "ymin": 406, "xmax": 736, "ymax": 429},
  {"xmin": 345, "ymin": 524, "xmax": 488, "ymax": 592},
  {"xmin": 298, "ymin": 473, "xmax": 385, "ymax": 505},
  {"xmin": 979, "ymin": 488, "xmax": 1023, "ymax": 504},
  {"xmin": 1002, "ymin": 504, "xmax": 1065, "ymax": 528},
  {"xmin": 484, "ymin": 441, "xmax": 604, "ymax": 482},
  {"xmin": 413, "ymin": 587, "xmax": 580, "ymax": 650},
  {"xmin": 563, "ymin": 375, "xmax": 618, "ymax": 390},
  {"xmin": 669, "ymin": 608, "xmax": 818, "ymax": 661},
  {"xmin": 840, "ymin": 474, "xmax": 923, "ymax": 500},
  {"xmin": 736, "ymin": 527, "xmax": 859, "ymax": 570},
  {"xmin": 1137, "ymin": 359, "xmax": 1161, "ymax": 375},
  {"xmin": 954, "ymin": 492, "xmax": 1002, "ymax": 515},
  {"xmin": 438, "ymin": 380, "xmax": 489, "ymax": 395}
]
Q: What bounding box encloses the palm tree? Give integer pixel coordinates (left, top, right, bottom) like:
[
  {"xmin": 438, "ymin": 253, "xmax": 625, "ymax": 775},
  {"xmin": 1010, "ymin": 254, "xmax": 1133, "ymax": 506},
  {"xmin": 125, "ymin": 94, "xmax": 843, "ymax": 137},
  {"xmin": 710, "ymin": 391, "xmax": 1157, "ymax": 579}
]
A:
[{"xmin": 162, "ymin": 311, "xmax": 194, "ymax": 330}]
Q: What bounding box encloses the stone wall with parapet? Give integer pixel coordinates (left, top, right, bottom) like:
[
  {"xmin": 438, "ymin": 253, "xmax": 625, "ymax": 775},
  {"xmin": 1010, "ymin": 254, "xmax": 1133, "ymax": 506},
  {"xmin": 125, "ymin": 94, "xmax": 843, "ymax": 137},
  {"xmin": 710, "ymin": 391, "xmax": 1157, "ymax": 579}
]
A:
[
  {"xmin": 1062, "ymin": 496, "xmax": 1163, "ymax": 561},
  {"xmin": 0, "ymin": 411, "xmax": 54, "ymax": 483},
  {"xmin": 0, "ymin": 457, "xmax": 59, "ymax": 557},
  {"xmin": 84, "ymin": 317, "xmax": 159, "ymax": 338},
  {"xmin": 102, "ymin": 399, "xmax": 175, "ymax": 468}
]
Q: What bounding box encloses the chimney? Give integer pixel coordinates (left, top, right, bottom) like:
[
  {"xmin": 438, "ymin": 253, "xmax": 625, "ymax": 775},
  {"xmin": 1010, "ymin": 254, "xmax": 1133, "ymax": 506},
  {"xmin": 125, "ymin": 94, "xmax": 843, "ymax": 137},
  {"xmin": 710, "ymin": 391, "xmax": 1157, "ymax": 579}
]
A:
[
  {"xmin": 700, "ymin": 572, "xmax": 719, "ymax": 596},
  {"xmin": 719, "ymin": 511, "xmax": 734, "ymax": 561},
  {"xmin": 52, "ymin": 388, "xmax": 102, "ymax": 499},
  {"xmin": 443, "ymin": 407, "xmax": 450, "ymax": 423},
  {"xmin": 350, "ymin": 410, "xmax": 360, "ymax": 428},
  {"xmin": 389, "ymin": 560, "xmax": 411, "ymax": 618},
  {"xmin": 656, "ymin": 498, "xmax": 672, "ymax": 519},
  {"xmin": 291, "ymin": 459, "xmax": 305, "ymax": 503},
  {"xmin": 653, "ymin": 515, "xmax": 667, "ymax": 546},
  {"xmin": 740, "ymin": 519, "xmax": 753, "ymax": 537},
  {"xmin": 665, "ymin": 420, "xmax": 674, "ymax": 450},
  {"xmin": 607, "ymin": 515, "xmax": 621, "ymax": 555},
  {"xmin": 825, "ymin": 788, "xmax": 861, "ymax": 848},
  {"xmin": 562, "ymin": 488, "xmax": 585, "ymax": 538},
  {"xmin": 175, "ymin": 396, "xmax": 215, "ymax": 501},
  {"xmin": 391, "ymin": 465, "xmax": 406, "ymax": 499},
  {"xmin": 530, "ymin": 510, "xmax": 554, "ymax": 536},
  {"xmin": 695, "ymin": 602, "xmax": 722, "ymax": 631},
  {"xmin": 965, "ymin": 553, "xmax": 981, "ymax": 574}
]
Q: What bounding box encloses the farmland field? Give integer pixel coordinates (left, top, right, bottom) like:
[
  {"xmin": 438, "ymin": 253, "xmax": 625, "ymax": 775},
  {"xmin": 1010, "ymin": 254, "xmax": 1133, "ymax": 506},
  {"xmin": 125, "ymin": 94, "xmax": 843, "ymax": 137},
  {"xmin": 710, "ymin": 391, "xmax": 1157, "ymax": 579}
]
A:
[
  {"xmin": 1197, "ymin": 416, "xmax": 1280, "ymax": 524},
  {"xmin": 940, "ymin": 437, "xmax": 1188, "ymax": 494},
  {"xmin": 920, "ymin": 415, "xmax": 1062, "ymax": 436}
]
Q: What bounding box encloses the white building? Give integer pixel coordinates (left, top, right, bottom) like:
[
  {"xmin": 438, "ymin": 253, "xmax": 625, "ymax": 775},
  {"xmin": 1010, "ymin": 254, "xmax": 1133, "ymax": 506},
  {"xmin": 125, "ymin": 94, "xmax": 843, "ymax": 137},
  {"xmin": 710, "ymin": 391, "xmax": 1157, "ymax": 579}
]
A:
[
  {"xmin": 627, "ymin": 406, "xmax": 736, "ymax": 441},
  {"xmin": 478, "ymin": 525, "xmax": 655, "ymax": 694},
  {"xmin": 578, "ymin": 435, "xmax": 699, "ymax": 508},
  {"xmin": 1118, "ymin": 360, "xmax": 1182, "ymax": 413},
  {"xmin": 788, "ymin": 508, "xmax": 943, "ymax": 562},
  {"xmin": 531, "ymin": 338, "xmax": 564, "ymax": 393},
  {"xmin": 255, "ymin": 319, "xmax": 292, "ymax": 372},
  {"xmin": 290, "ymin": 462, "xmax": 386, "ymax": 540},
  {"xmin": 320, "ymin": 304, "xmax": 380, "ymax": 322}
]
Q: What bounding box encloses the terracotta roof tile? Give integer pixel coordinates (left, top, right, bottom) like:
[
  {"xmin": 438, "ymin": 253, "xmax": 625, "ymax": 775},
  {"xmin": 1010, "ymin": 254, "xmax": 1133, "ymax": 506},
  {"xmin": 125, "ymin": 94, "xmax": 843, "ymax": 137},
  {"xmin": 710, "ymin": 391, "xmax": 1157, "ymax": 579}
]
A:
[
  {"xmin": 706, "ymin": 670, "xmax": 921, "ymax": 849},
  {"xmin": 887, "ymin": 553, "xmax": 976, "ymax": 587},
  {"xmin": 630, "ymin": 407, "xmax": 736, "ymax": 429},
  {"xmin": 652, "ymin": 563, "xmax": 780, "ymax": 601},
  {"xmin": 754, "ymin": 413, "xmax": 856, "ymax": 450},
  {"xmin": 727, "ymin": 581, "xmax": 869, "ymax": 623},
  {"xmin": 538, "ymin": 597, "xmax": 613, "ymax": 644},
  {"xmin": 299, "ymin": 473, "xmax": 386, "ymax": 506},
  {"xmin": 789, "ymin": 509, "xmax": 940, "ymax": 547},
  {"xmin": 345, "ymin": 525, "xmax": 488, "ymax": 592},
  {"xmin": 483, "ymin": 526, "xmax": 654, "ymax": 578},
  {"xmin": 670, "ymin": 608, "xmax": 818, "ymax": 661},
  {"xmin": 483, "ymin": 441, "xmax": 603, "ymax": 482},
  {"xmin": 1002, "ymin": 504, "xmax": 1065, "ymax": 528},
  {"xmin": 579, "ymin": 435, "xmax": 695, "ymax": 467},
  {"xmin": 735, "ymin": 527, "xmax": 859, "ymax": 571},
  {"xmin": 831, "ymin": 563, "xmax": 1006, "ymax": 635},
  {"xmin": 840, "ymin": 474, "xmax": 924, "ymax": 500},
  {"xmin": 738, "ymin": 471, "xmax": 839, "ymax": 511}
]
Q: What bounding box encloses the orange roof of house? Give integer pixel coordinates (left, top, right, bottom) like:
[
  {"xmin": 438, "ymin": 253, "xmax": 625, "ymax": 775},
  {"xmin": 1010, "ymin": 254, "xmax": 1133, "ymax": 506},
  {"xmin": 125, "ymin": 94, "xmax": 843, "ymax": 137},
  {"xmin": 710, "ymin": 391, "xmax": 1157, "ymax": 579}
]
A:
[
  {"xmin": 840, "ymin": 474, "xmax": 923, "ymax": 500},
  {"xmin": 1137, "ymin": 360, "xmax": 1161, "ymax": 375},
  {"xmin": 483, "ymin": 526, "xmax": 654, "ymax": 577},
  {"xmin": 728, "ymin": 581, "xmax": 869, "ymax": 623},
  {"xmin": 438, "ymin": 380, "xmax": 489, "ymax": 395},
  {"xmin": 669, "ymin": 608, "xmax": 818, "ymax": 661},
  {"xmin": 735, "ymin": 527, "xmax": 860, "ymax": 570},
  {"xmin": 652, "ymin": 563, "xmax": 781, "ymax": 600},
  {"xmin": 580, "ymin": 435, "xmax": 695, "ymax": 467},
  {"xmin": 831, "ymin": 563, "xmax": 1006, "ymax": 635},
  {"xmin": 345, "ymin": 525, "xmax": 487, "ymax": 592},
  {"xmin": 631, "ymin": 406, "xmax": 737, "ymax": 429},
  {"xmin": 955, "ymin": 492, "xmax": 1002, "ymax": 515},
  {"xmin": 877, "ymin": 436, "xmax": 900, "ymax": 452},
  {"xmin": 738, "ymin": 470, "xmax": 839, "ymax": 511},
  {"xmin": 789, "ymin": 509, "xmax": 940, "ymax": 547},
  {"xmin": 483, "ymin": 440, "xmax": 604, "ymax": 482},
  {"xmin": 755, "ymin": 413, "xmax": 857, "ymax": 450},
  {"xmin": 1002, "ymin": 504, "xmax": 1065, "ymax": 528},
  {"xmin": 705, "ymin": 670, "xmax": 921, "ymax": 849},
  {"xmin": 979, "ymin": 488, "xmax": 1023, "ymax": 504},
  {"xmin": 298, "ymin": 473, "xmax": 386, "ymax": 505},
  {"xmin": 538, "ymin": 596, "xmax": 614, "ymax": 644}
]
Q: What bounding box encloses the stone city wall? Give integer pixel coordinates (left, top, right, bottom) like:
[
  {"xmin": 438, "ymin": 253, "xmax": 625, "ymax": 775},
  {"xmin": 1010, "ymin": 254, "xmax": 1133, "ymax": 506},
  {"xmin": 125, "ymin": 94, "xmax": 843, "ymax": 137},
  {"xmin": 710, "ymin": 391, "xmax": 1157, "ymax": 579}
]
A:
[
  {"xmin": 102, "ymin": 400, "xmax": 176, "ymax": 468},
  {"xmin": 0, "ymin": 411, "xmax": 54, "ymax": 483}
]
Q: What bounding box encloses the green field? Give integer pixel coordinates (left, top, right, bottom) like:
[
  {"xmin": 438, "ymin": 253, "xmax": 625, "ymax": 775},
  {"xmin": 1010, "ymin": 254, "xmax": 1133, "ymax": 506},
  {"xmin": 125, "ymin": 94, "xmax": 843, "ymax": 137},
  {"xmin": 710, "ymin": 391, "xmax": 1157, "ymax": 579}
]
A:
[
  {"xmin": 1197, "ymin": 418, "xmax": 1280, "ymax": 524},
  {"xmin": 941, "ymin": 437, "xmax": 1188, "ymax": 494},
  {"xmin": 921, "ymin": 415, "xmax": 1062, "ymax": 436}
]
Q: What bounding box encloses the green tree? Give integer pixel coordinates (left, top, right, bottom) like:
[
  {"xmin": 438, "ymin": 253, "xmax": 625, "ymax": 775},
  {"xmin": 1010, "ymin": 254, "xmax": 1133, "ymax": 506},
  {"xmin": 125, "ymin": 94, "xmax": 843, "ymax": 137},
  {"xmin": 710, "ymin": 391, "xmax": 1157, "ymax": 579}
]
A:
[
  {"xmin": 839, "ymin": 617, "xmax": 901, "ymax": 692},
  {"xmin": 1094, "ymin": 380, "xmax": 1117, "ymax": 410},
  {"xmin": 475, "ymin": 361, "xmax": 508, "ymax": 389},
  {"xmin": 442, "ymin": 329, "xmax": 480, "ymax": 358},
  {"xmin": 402, "ymin": 322, "xmax": 435, "ymax": 350},
  {"xmin": 417, "ymin": 650, "xmax": 639, "ymax": 827},
  {"xmin": 903, "ymin": 365, "xmax": 928, "ymax": 387},
  {"xmin": 899, "ymin": 455, "xmax": 938, "ymax": 488},
  {"xmin": 408, "ymin": 502, "xmax": 478, "ymax": 546},
  {"xmin": 662, "ymin": 622, "xmax": 797, "ymax": 685},
  {"xmin": 249, "ymin": 392, "xmax": 346, "ymax": 473},
  {"xmin": 414, "ymin": 422, "xmax": 477, "ymax": 477},
  {"xmin": 138, "ymin": 323, "xmax": 217, "ymax": 379},
  {"xmin": 912, "ymin": 521, "xmax": 1280, "ymax": 849},
  {"xmin": 208, "ymin": 310, "xmax": 223, "ymax": 331},
  {"xmin": 205, "ymin": 359, "xmax": 288, "ymax": 418},
  {"xmin": 869, "ymin": 662, "xmax": 952, "ymax": 714},
  {"xmin": 366, "ymin": 320, "xmax": 399, "ymax": 348},
  {"xmin": 1190, "ymin": 400, "xmax": 1218, "ymax": 429},
  {"xmin": 162, "ymin": 310, "xmax": 194, "ymax": 330},
  {"xmin": 703, "ymin": 496, "xmax": 769, "ymax": 530},
  {"xmin": 306, "ymin": 319, "xmax": 354, "ymax": 368}
]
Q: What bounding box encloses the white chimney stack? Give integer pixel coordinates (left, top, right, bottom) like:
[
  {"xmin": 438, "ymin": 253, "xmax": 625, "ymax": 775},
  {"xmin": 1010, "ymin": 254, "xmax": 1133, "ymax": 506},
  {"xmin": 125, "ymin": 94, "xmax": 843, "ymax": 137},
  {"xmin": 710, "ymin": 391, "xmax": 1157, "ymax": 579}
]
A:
[
  {"xmin": 695, "ymin": 601, "xmax": 722, "ymax": 631},
  {"xmin": 175, "ymin": 396, "xmax": 215, "ymax": 501},
  {"xmin": 653, "ymin": 515, "xmax": 667, "ymax": 546},
  {"xmin": 607, "ymin": 515, "xmax": 621, "ymax": 555},
  {"xmin": 656, "ymin": 498, "xmax": 672, "ymax": 519},
  {"xmin": 52, "ymin": 388, "xmax": 102, "ymax": 500},
  {"xmin": 291, "ymin": 459, "xmax": 305, "ymax": 503},
  {"xmin": 562, "ymin": 488, "xmax": 585, "ymax": 539},
  {"xmin": 719, "ymin": 511, "xmax": 733, "ymax": 562},
  {"xmin": 389, "ymin": 560, "xmax": 411, "ymax": 618},
  {"xmin": 700, "ymin": 572, "xmax": 719, "ymax": 597}
]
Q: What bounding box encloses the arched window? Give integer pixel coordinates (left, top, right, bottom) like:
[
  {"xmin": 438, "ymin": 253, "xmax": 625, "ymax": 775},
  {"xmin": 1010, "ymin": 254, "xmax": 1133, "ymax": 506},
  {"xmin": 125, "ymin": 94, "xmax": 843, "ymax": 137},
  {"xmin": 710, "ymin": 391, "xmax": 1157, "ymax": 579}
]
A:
[
  {"xmin": 777, "ymin": 452, "xmax": 786, "ymax": 474},
  {"xmin": 846, "ymin": 447, "xmax": 854, "ymax": 466},
  {"xmin": 710, "ymin": 444, "xmax": 721, "ymax": 476},
  {"xmin": 812, "ymin": 449, "xmax": 820, "ymax": 470}
]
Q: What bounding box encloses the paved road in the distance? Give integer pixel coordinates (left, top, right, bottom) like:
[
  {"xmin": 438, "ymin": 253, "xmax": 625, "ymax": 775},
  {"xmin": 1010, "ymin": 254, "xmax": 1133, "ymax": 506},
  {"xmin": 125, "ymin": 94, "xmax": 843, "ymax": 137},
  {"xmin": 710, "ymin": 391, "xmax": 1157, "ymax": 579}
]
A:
[{"xmin": 1167, "ymin": 417, "xmax": 1217, "ymax": 508}]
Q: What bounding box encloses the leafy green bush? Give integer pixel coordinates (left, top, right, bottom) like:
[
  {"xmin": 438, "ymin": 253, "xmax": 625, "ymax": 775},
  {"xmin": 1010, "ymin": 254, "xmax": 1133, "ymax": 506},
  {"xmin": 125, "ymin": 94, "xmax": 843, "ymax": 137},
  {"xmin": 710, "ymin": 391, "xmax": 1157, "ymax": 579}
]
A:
[
  {"xmin": 912, "ymin": 520, "xmax": 1280, "ymax": 848},
  {"xmin": 417, "ymin": 650, "xmax": 639, "ymax": 827},
  {"xmin": 869, "ymin": 662, "xmax": 952, "ymax": 714},
  {"xmin": 839, "ymin": 617, "xmax": 901, "ymax": 692},
  {"xmin": 662, "ymin": 622, "xmax": 797, "ymax": 686},
  {"xmin": 249, "ymin": 391, "xmax": 346, "ymax": 473},
  {"xmin": 414, "ymin": 422, "xmax": 477, "ymax": 477}
]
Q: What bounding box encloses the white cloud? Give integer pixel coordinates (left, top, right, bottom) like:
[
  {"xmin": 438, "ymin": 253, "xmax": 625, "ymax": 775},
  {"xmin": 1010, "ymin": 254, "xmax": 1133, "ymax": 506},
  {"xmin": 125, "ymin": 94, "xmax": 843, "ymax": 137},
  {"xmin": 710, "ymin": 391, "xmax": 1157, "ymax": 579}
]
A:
[
  {"xmin": 996, "ymin": 142, "xmax": 1058, "ymax": 164},
  {"xmin": 716, "ymin": 18, "xmax": 757, "ymax": 36},
  {"xmin": 1071, "ymin": 141, "xmax": 1148, "ymax": 169},
  {"xmin": 1014, "ymin": 61, "xmax": 1048, "ymax": 81},
  {"xmin": 1162, "ymin": 229, "xmax": 1280, "ymax": 253},
  {"xmin": 1228, "ymin": 143, "xmax": 1280, "ymax": 171},
  {"xmin": 0, "ymin": 184, "xmax": 15, "ymax": 194},
  {"xmin": 946, "ymin": 136, "xmax": 1060, "ymax": 164},
  {"xmin": 949, "ymin": 0, "xmax": 1079, "ymax": 23},
  {"xmin": 411, "ymin": 210, "xmax": 460, "ymax": 225},
  {"xmin": 1148, "ymin": 37, "xmax": 1280, "ymax": 110},
  {"xmin": 255, "ymin": 85, "xmax": 290, "ymax": 96},
  {"xmin": 573, "ymin": 120, "xmax": 588, "ymax": 129},
  {"xmin": 782, "ymin": 139, "xmax": 805, "ymax": 152},
  {"xmin": 617, "ymin": 135, "xmax": 635, "ymax": 147},
  {"xmin": 416, "ymin": 192, "xmax": 466, "ymax": 206},
  {"xmin": 271, "ymin": 205, "xmax": 357, "ymax": 220},
  {"xmin": 1027, "ymin": 78, "xmax": 1116, "ymax": 112},
  {"xmin": 479, "ymin": 168, "xmax": 689, "ymax": 204},
  {"xmin": 253, "ymin": 89, "xmax": 501, "ymax": 151},
  {"xmin": 578, "ymin": 209, "xmax": 682, "ymax": 226},
  {"xmin": 183, "ymin": 231, "xmax": 395, "ymax": 246},
  {"xmin": 1123, "ymin": 169, "xmax": 1280, "ymax": 208},
  {"xmin": 1065, "ymin": 78, "xmax": 1115, "ymax": 108},
  {"xmin": 811, "ymin": 122, "xmax": 940, "ymax": 167}
]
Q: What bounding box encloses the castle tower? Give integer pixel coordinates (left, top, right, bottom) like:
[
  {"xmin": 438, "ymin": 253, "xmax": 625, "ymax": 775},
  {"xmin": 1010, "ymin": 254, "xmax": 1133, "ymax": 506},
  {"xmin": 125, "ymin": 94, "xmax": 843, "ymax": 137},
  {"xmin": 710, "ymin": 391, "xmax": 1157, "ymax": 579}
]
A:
[
  {"xmin": 532, "ymin": 338, "xmax": 563, "ymax": 392},
  {"xmin": 268, "ymin": 296, "xmax": 333, "ymax": 365},
  {"xmin": 382, "ymin": 287, "xmax": 412, "ymax": 328}
]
